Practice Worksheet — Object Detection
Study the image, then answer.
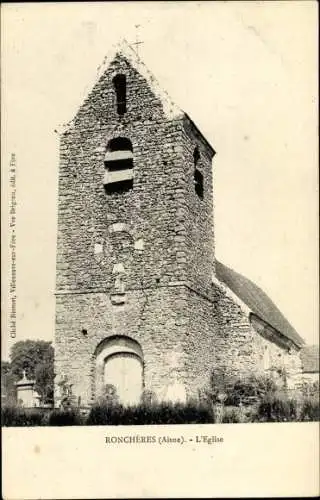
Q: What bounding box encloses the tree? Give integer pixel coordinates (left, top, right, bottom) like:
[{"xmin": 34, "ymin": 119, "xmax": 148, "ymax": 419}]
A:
[
  {"xmin": 34, "ymin": 361, "xmax": 54, "ymax": 404},
  {"xmin": 1, "ymin": 360, "xmax": 18, "ymax": 404},
  {"xmin": 8, "ymin": 340, "xmax": 54, "ymax": 404}
]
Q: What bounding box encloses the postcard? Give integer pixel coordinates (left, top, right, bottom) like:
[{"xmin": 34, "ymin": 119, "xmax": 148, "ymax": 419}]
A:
[{"xmin": 1, "ymin": 2, "xmax": 319, "ymax": 498}]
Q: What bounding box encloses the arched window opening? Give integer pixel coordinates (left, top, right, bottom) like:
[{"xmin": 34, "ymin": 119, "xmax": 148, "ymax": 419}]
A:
[
  {"xmin": 103, "ymin": 137, "xmax": 133, "ymax": 193},
  {"xmin": 193, "ymin": 146, "xmax": 204, "ymax": 199},
  {"xmin": 107, "ymin": 137, "xmax": 133, "ymax": 153},
  {"xmin": 113, "ymin": 74, "xmax": 126, "ymax": 115}
]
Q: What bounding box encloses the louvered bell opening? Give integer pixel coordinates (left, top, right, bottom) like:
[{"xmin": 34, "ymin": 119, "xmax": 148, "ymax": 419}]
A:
[
  {"xmin": 103, "ymin": 150, "xmax": 134, "ymax": 188},
  {"xmin": 104, "ymin": 150, "xmax": 133, "ymax": 172},
  {"xmin": 104, "ymin": 150, "xmax": 133, "ymax": 164},
  {"xmin": 103, "ymin": 169, "xmax": 134, "ymax": 185},
  {"xmin": 103, "ymin": 138, "xmax": 134, "ymax": 192}
]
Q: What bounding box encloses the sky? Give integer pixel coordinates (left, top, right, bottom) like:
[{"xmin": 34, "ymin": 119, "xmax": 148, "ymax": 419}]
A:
[{"xmin": 1, "ymin": 1, "xmax": 318, "ymax": 360}]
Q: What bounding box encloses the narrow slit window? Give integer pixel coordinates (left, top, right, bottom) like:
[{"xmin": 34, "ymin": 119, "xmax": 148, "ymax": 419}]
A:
[
  {"xmin": 193, "ymin": 146, "xmax": 200, "ymax": 166},
  {"xmin": 194, "ymin": 169, "xmax": 204, "ymax": 199},
  {"xmin": 193, "ymin": 146, "xmax": 203, "ymax": 199},
  {"xmin": 113, "ymin": 74, "xmax": 126, "ymax": 115}
]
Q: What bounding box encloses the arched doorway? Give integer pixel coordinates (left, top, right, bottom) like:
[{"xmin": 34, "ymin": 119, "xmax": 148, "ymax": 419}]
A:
[
  {"xmin": 94, "ymin": 336, "xmax": 143, "ymax": 406},
  {"xmin": 104, "ymin": 352, "xmax": 143, "ymax": 406}
]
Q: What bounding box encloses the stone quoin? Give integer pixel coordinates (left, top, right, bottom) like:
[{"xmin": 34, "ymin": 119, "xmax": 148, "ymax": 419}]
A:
[{"xmin": 54, "ymin": 39, "xmax": 305, "ymax": 408}]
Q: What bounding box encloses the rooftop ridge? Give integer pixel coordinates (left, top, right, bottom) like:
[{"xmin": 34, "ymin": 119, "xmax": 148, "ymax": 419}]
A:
[{"xmin": 215, "ymin": 259, "xmax": 305, "ymax": 348}]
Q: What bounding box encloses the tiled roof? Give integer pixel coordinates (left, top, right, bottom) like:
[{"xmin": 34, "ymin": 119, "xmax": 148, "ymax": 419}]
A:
[
  {"xmin": 301, "ymin": 345, "xmax": 319, "ymax": 373},
  {"xmin": 215, "ymin": 260, "xmax": 305, "ymax": 348}
]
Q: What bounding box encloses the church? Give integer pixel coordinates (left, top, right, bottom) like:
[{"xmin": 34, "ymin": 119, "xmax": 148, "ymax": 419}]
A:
[{"xmin": 54, "ymin": 40, "xmax": 305, "ymax": 407}]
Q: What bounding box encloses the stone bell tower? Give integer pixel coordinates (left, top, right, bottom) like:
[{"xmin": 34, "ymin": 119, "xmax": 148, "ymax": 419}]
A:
[{"xmin": 54, "ymin": 40, "xmax": 217, "ymax": 407}]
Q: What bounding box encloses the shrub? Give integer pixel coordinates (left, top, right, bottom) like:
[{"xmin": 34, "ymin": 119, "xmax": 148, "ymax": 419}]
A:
[
  {"xmin": 140, "ymin": 389, "xmax": 158, "ymax": 406},
  {"xmin": 87, "ymin": 403, "xmax": 124, "ymax": 425},
  {"xmin": 299, "ymin": 398, "xmax": 320, "ymax": 422},
  {"xmin": 204, "ymin": 370, "xmax": 278, "ymax": 408},
  {"xmin": 254, "ymin": 395, "xmax": 298, "ymax": 422},
  {"xmin": 300, "ymin": 380, "xmax": 319, "ymax": 400},
  {"xmin": 226, "ymin": 374, "xmax": 278, "ymax": 406},
  {"xmin": 1, "ymin": 406, "xmax": 44, "ymax": 427},
  {"xmin": 46, "ymin": 409, "xmax": 83, "ymax": 426},
  {"xmin": 87, "ymin": 401, "xmax": 213, "ymax": 425},
  {"xmin": 96, "ymin": 384, "xmax": 120, "ymax": 407},
  {"xmin": 221, "ymin": 407, "xmax": 242, "ymax": 423}
]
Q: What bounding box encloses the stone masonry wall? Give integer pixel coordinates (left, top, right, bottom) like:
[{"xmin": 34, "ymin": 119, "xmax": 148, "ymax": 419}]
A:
[
  {"xmin": 55, "ymin": 52, "xmax": 221, "ymax": 405},
  {"xmin": 57, "ymin": 59, "xmax": 188, "ymax": 293},
  {"xmin": 182, "ymin": 287, "xmax": 217, "ymax": 395},
  {"xmin": 55, "ymin": 285, "xmax": 201, "ymax": 406},
  {"xmin": 56, "ymin": 55, "xmax": 216, "ymax": 296},
  {"xmin": 181, "ymin": 118, "xmax": 215, "ymax": 296},
  {"xmin": 212, "ymin": 279, "xmax": 302, "ymax": 387}
]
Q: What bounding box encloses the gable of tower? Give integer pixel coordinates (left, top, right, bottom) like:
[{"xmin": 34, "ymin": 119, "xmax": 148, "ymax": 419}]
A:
[{"xmin": 58, "ymin": 39, "xmax": 182, "ymax": 135}]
